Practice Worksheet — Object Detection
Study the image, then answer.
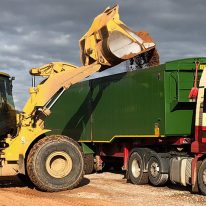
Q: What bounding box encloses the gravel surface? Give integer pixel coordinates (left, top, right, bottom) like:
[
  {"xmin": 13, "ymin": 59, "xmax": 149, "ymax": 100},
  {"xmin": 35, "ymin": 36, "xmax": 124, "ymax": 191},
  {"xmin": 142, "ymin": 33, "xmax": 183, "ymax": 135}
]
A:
[{"xmin": 0, "ymin": 172, "xmax": 206, "ymax": 206}]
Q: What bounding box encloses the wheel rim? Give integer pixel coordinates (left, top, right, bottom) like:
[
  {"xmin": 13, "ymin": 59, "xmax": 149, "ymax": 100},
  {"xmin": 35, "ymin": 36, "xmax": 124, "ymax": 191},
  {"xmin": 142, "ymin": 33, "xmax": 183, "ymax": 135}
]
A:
[
  {"xmin": 46, "ymin": 151, "xmax": 72, "ymax": 178},
  {"xmin": 150, "ymin": 161, "xmax": 160, "ymax": 177},
  {"xmin": 202, "ymin": 169, "xmax": 206, "ymax": 185},
  {"xmin": 131, "ymin": 159, "xmax": 141, "ymax": 178}
]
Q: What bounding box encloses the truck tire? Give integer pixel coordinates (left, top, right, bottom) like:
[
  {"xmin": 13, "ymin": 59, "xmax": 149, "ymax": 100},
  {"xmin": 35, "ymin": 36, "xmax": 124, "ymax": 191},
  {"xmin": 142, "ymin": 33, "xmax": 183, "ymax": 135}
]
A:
[
  {"xmin": 198, "ymin": 159, "xmax": 206, "ymax": 195},
  {"xmin": 26, "ymin": 135, "xmax": 84, "ymax": 192},
  {"xmin": 148, "ymin": 156, "xmax": 168, "ymax": 186},
  {"xmin": 84, "ymin": 154, "xmax": 94, "ymax": 174},
  {"xmin": 128, "ymin": 151, "xmax": 148, "ymax": 184}
]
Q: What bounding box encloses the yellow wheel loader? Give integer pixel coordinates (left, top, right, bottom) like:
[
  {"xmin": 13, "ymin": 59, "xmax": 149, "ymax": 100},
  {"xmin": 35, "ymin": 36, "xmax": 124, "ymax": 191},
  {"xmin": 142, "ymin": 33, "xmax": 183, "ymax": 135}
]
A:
[{"xmin": 0, "ymin": 5, "xmax": 159, "ymax": 191}]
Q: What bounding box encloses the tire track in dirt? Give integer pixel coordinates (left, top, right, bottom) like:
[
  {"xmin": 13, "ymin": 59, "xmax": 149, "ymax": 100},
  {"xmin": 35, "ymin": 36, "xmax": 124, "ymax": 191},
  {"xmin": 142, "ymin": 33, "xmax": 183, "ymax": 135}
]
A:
[{"xmin": 0, "ymin": 173, "xmax": 206, "ymax": 206}]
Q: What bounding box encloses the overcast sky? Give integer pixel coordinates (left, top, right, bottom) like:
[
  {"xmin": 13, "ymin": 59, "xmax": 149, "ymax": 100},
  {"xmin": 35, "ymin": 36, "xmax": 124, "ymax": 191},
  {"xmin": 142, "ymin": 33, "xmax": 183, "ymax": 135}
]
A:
[{"xmin": 0, "ymin": 0, "xmax": 205, "ymax": 109}]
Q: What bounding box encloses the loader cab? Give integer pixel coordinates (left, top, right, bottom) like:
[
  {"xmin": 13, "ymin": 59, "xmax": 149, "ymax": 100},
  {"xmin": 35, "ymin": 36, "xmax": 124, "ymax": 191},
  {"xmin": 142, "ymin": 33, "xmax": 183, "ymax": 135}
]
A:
[{"xmin": 0, "ymin": 73, "xmax": 16, "ymax": 137}]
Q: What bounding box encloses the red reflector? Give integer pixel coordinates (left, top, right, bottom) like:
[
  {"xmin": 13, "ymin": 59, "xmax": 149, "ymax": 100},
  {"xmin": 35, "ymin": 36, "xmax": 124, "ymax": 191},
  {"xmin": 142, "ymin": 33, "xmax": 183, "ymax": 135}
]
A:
[
  {"xmin": 189, "ymin": 87, "xmax": 198, "ymax": 99},
  {"xmin": 202, "ymin": 138, "xmax": 206, "ymax": 143}
]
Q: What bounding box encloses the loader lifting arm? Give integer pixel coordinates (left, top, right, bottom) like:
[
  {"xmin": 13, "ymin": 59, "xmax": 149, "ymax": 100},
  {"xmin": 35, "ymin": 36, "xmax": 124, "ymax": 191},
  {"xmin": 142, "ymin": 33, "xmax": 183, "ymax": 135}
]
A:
[
  {"xmin": 23, "ymin": 62, "xmax": 101, "ymax": 115},
  {"xmin": 22, "ymin": 4, "xmax": 159, "ymax": 126}
]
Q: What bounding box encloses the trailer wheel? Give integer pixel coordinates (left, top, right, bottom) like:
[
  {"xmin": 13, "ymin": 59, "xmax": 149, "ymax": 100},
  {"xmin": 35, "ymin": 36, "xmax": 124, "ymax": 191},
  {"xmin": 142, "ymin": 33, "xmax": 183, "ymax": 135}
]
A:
[
  {"xmin": 148, "ymin": 156, "xmax": 168, "ymax": 186},
  {"xmin": 26, "ymin": 135, "xmax": 84, "ymax": 192},
  {"xmin": 128, "ymin": 151, "xmax": 148, "ymax": 184},
  {"xmin": 84, "ymin": 154, "xmax": 94, "ymax": 174},
  {"xmin": 198, "ymin": 159, "xmax": 206, "ymax": 195}
]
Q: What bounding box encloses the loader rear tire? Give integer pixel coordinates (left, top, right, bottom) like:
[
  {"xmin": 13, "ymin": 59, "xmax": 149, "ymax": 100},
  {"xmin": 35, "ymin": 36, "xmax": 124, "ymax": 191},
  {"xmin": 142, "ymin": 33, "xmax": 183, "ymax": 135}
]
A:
[{"xmin": 26, "ymin": 135, "xmax": 84, "ymax": 192}]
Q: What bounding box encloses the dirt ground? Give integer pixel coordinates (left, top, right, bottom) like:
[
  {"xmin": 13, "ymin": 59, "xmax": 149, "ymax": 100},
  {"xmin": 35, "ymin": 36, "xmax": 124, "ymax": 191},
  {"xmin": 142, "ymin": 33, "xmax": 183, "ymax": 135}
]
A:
[{"xmin": 0, "ymin": 172, "xmax": 206, "ymax": 206}]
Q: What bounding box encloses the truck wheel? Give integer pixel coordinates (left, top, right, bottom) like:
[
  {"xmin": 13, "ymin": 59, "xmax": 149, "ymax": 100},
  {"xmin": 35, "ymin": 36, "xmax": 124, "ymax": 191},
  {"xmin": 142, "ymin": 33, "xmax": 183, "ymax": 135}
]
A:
[
  {"xmin": 84, "ymin": 154, "xmax": 94, "ymax": 174},
  {"xmin": 26, "ymin": 135, "xmax": 84, "ymax": 192},
  {"xmin": 198, "ymin": 159, "xmax": 206, "ymax": 195},
  {"xmin": 148, "ymin": 156, "xmax": 168, "ymax": 186},
  {"xmin": 128, "ymin": 151, "xmax": 148, "ymax": 184}
]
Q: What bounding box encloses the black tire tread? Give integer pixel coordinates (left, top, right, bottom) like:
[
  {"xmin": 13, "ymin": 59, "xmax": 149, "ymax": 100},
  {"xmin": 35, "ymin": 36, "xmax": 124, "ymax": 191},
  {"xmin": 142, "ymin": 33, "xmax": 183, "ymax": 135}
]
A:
[
  {"xmin": 148, "ymin": 157, "xmax": 168, "ymax": 186},
  {"xmin": 198, "ymin": 159, "xmax": 206, "ymax": 195},
  {"xmin": 128, "ymin": 151, "xmax": 148, "ymax": 185},
  {"xmin": 150, "ymin": 173, "xmax": 168, "ymax": 186}
]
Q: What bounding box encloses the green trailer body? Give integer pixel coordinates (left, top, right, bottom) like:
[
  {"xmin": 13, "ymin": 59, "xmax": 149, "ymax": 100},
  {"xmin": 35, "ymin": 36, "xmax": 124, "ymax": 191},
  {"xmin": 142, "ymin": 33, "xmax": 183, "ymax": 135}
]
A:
[{"xmin": 44, "ymin": 57, "xmax": 206, "ymax": 142}]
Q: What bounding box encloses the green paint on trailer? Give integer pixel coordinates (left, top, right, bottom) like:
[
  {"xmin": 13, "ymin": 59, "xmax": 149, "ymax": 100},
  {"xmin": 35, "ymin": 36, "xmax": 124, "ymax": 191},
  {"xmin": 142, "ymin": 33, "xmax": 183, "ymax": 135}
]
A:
[
  {"xmin": 44, "ymin": 57, "xmax": 206, "ymax": 142},
  {"xmin": 90, "ymin": 66, "xmax": 165, "ymax": 141},
  {"xmin": 81, "ymin": 143, "xmax": 94, "ymax": 154},
  {"xmin": 45, "ymin": 80, "xmax": 91, "ymax": 142}
]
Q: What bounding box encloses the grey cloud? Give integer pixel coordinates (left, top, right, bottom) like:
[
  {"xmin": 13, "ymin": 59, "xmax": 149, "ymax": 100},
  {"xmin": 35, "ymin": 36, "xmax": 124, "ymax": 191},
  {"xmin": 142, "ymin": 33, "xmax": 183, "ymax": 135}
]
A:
[{"xmin": 0, "ymin": 0, "xmax": 205, "ymax": 109}]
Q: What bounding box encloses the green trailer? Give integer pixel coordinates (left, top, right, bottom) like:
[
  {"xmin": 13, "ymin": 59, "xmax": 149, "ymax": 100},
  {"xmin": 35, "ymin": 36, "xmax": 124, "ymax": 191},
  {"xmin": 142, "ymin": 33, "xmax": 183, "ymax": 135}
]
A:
[
  {"xmin": 45, "ymin": 57, "xmax": 206, "ymax": 141},
  {"xmin": 43, "ymin": 57, "xmax": 206, "ymax": 194}
]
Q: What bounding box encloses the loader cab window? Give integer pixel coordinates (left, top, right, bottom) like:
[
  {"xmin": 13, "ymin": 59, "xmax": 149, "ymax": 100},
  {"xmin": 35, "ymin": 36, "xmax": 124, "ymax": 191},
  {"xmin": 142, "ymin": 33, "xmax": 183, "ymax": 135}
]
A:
[
  {"xmin": 5, "ymin": 78, "xmax": 12, "ymax": 96},
  {"xmin": 0, "ymin": 78, "xmax": 7, "ymax": 100},
  {"xmin": 0, "ymin": 76, "xmax": 15, "ymax": 108}
]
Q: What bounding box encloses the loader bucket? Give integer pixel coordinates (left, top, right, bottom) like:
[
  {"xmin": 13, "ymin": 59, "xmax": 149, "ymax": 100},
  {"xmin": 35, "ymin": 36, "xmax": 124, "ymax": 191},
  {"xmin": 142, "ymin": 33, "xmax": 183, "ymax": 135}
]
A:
[
  {"xmin": 108, "ymin": 30, "xmax": 143, "ymax": 59},
  {"xmin": 80, "ymin": 4, "xmax": 157, "ymax": 67}
]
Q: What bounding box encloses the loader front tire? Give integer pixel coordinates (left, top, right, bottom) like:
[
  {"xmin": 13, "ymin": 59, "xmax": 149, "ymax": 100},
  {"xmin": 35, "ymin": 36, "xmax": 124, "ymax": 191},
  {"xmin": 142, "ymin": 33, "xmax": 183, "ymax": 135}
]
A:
[{"xmin": 26, "ymin": 135, "xmax": 84, "ymax": 192}]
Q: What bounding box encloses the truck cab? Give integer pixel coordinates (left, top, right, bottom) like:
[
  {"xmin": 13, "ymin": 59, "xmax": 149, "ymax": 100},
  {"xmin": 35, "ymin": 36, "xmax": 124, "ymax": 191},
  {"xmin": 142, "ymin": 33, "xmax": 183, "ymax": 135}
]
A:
[{"xmin": 0, "ymin": 72, "xmax": 16, "ymax": 137}]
